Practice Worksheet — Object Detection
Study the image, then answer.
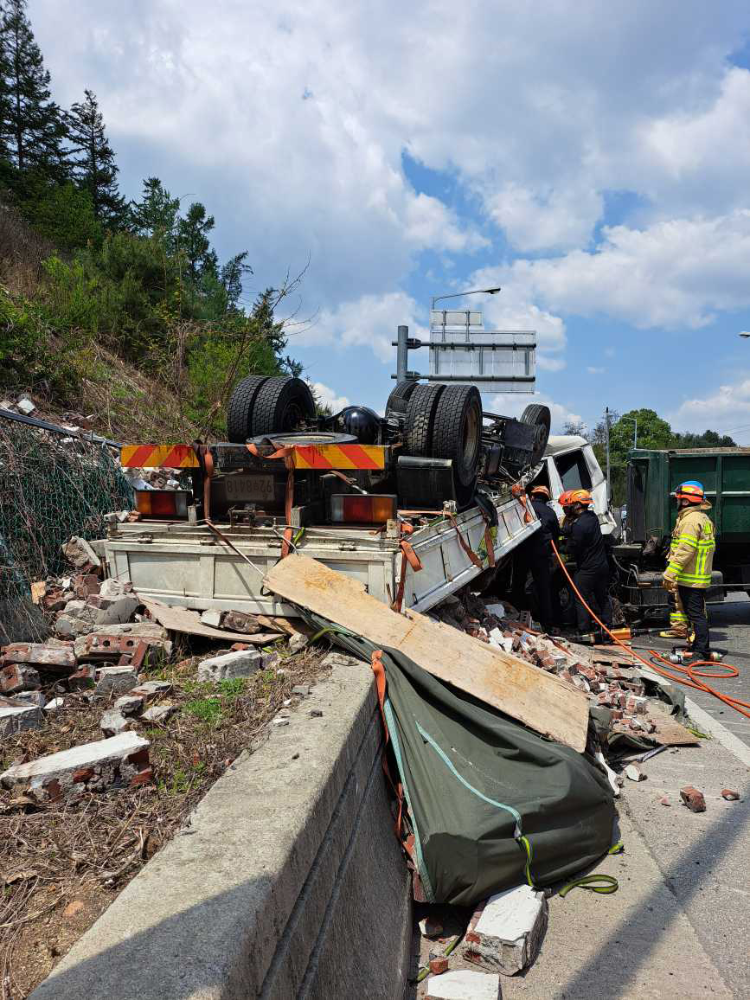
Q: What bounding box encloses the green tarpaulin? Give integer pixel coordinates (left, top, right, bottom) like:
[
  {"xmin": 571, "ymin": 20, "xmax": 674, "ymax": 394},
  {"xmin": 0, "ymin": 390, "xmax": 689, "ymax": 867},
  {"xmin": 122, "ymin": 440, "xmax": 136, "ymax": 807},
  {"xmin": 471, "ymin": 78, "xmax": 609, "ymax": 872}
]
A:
[{"xmin": 307, "ymin": 619, "xmax": 617, "ymax": 908}]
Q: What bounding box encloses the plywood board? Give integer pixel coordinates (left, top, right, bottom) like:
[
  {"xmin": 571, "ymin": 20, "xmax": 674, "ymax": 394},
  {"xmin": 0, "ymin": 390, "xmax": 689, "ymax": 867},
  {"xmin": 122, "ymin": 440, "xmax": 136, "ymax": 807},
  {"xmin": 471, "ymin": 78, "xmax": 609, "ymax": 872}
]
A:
[
  {"xmin": 264, "ymin": 555, "xmax": 589, "ymax": 752},
  {"xmin": 139, "ymin": 597, "xmax": 284, "ymax": 645}
]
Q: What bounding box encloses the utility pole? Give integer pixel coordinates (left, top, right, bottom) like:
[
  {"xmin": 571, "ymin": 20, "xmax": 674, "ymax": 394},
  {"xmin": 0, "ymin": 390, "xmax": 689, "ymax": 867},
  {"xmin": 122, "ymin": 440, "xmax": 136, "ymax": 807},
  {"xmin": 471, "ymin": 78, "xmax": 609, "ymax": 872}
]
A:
[{"xmin": 604, "ymin": 406, "xmax": 611, "ymax": 504}]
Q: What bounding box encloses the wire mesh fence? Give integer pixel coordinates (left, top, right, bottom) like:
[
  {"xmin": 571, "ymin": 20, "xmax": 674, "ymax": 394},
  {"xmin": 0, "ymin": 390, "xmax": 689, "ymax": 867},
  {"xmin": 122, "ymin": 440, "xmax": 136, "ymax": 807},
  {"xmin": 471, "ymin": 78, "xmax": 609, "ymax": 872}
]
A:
[{"xmin": 0, "ymin": 415, "xmax": 133, "ymax": 643}]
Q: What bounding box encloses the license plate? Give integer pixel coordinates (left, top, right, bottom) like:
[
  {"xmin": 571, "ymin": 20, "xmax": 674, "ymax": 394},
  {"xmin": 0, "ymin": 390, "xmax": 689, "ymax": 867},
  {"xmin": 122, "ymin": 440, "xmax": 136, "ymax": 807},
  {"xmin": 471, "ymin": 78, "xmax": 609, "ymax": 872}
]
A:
[{"xmin": 224, "ymin": 474, "xmax": 275, "ymax": 503}]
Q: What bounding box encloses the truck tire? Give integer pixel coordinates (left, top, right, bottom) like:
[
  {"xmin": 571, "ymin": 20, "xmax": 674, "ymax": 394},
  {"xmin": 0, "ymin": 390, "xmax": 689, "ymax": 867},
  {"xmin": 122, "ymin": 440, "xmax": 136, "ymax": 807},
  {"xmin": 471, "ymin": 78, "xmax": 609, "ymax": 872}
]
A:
[
  {"xmin": 226, "ymin": 375, "xmax": 270, "ymax": 443},
  {"xmin": 521, "ymin": 404, "xmax": 551, "ymax": 465},
  {"xmin": 431, "ymin": 385, "xmax": 482, "ymax": 488},
  {"xmin": 251, "ymin": 376, "xmax": 316, "ymax": 436},
  {"xmin": 386, "ymin": 380, "xmax": 419, "ymax": 417},
  {"xmin": 404, "ymin": 383, "xmax": 445, "ymax": 455}
]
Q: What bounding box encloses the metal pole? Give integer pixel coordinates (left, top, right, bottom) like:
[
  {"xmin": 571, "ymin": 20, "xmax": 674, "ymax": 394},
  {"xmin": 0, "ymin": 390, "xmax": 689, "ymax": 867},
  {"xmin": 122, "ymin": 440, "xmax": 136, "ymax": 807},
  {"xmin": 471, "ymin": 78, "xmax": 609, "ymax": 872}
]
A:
[
  {"xmin": 396, "ymin": 325, "xmax": 409, "ymax": 382},
  {"xmin": 633, "ymin": 417, "xmax": 638, "ymax": 450},
  {"xmin": 604, "ymin": 407, "xmax": 611, "ymax": 504}
]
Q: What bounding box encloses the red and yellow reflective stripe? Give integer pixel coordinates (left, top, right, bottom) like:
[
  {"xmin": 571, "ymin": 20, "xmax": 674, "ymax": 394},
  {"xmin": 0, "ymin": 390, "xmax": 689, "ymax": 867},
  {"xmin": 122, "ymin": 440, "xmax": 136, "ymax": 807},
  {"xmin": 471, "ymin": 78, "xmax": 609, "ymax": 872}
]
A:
[
  {"xmin": 291, "ymin": 444, "xmax": 385, "ymax": 470},
  {"xmin": 120, "ymin": 445, "xmax": 200, "ymax": 468}
]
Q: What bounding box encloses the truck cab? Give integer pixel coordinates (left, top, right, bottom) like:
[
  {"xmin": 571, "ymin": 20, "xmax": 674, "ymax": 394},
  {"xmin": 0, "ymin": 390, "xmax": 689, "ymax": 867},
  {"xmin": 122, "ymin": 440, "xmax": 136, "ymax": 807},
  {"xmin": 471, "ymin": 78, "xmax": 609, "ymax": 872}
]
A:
[{"xmin": 531, "ymin": 435, "xmax": 618, "ymax": 536}]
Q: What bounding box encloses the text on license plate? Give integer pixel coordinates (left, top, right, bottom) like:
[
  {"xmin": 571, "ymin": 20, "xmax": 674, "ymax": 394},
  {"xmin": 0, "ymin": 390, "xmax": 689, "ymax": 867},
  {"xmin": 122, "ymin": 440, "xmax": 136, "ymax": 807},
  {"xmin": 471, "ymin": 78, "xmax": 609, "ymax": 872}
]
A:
[{"xmin": 224, "ymin": 474, "xmax": 275, "ymax": 502}]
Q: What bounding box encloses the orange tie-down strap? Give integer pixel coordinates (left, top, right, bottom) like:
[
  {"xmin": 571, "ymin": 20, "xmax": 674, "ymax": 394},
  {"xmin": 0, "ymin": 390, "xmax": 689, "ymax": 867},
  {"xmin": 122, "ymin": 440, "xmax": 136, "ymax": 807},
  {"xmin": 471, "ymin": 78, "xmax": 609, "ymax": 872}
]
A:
[
  {"xmin": 511, "ymin": 483, "xmax": 533, "ymax": 524},
  {"xmin": 121, "ymin": 444, "xmax": 200, "ymax": 468},
  {"xmin": 371, "ymin": 650, "xmax": 426, "ymax": 896},
  {"xmin": 391, "ymin": 539, "xmax": 423, "ymax": 612},
  {"xmin": 245, "ymin": 443, "xmax": 296, "ymax": 557}
]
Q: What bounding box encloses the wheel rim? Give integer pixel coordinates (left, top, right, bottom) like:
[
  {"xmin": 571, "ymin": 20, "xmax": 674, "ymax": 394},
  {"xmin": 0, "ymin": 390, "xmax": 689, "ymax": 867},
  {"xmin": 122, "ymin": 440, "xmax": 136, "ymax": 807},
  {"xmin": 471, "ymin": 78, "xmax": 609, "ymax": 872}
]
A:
[{"xmin": 457, "ymin": 397, "xmax": 481, "ymax": 484}]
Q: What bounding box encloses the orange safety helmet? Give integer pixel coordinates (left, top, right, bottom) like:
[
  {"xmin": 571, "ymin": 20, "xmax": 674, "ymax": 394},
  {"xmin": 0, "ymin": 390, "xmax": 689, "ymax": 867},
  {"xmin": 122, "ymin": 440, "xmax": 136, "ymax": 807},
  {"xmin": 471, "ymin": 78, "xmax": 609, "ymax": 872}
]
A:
[
  {"xmin": 675, "ymin": 481, "xmax": 705, "ymax": 504},
  {"xmin": 530, "ymin": 485, "xmax": 551, "ymax": 500},
  {"xmin": 566, "ymin": 489, "xmax": 593, "ymax": 507}
]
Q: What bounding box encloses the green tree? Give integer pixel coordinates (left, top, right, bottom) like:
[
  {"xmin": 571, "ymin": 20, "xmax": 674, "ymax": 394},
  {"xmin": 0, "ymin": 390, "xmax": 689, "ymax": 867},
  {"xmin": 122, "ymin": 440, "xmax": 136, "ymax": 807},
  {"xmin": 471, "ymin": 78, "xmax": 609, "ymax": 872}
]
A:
[
  {"xmin": 21, "ymin": 178, "xmax": 100, "ymax": 250},
  {"xmin": 178, "ymin": 201, "xmax": 215, "ymax": 285},
  {"xmin": 0, "ymin": 0, "xmax": 66, "ymax": 179},
  {"xmin": 221, "ymin": 250, "xmax": 252, "ymax": 312},
  {"xmin": 129, "ymin": 177, "xmax": 180, "ymax": 251},
  {"xmin": 66, "ymin": 89, "xmax": 125, "ymax": 225}
]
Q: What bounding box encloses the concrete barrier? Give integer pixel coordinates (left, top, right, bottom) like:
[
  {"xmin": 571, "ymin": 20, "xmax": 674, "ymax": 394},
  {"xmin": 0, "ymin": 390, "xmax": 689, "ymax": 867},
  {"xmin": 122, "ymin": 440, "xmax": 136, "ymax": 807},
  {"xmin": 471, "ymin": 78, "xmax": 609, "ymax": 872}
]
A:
[{"xmin": 31, "ymin": 654, "xmax": 412, "ymax": 1000}]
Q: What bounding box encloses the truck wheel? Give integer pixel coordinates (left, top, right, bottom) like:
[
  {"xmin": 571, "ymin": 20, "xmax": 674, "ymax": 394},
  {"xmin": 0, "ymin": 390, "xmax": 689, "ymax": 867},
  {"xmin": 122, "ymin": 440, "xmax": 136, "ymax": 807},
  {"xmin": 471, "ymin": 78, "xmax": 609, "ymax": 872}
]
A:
[
  {"xmin": 430, "ymin": 385, "xmax": 483, "ymax": 488},
  {"xmin": 521, "ymin": 404, "xmax": 551, "ymax": 465},
  {"xmin": 386, "ymin": 380, "xmax": 419, "ymax": 417},
  {"xmin": 226, "ymin": 375, "xmax": 270, "ymax": 443},
  {"xmin": 404, "ymin": 383, "xmax": 444, "ymax": 455},
  {"xmin": 251, "ymin": 376, "xmax": 316, "ymax": 436}
]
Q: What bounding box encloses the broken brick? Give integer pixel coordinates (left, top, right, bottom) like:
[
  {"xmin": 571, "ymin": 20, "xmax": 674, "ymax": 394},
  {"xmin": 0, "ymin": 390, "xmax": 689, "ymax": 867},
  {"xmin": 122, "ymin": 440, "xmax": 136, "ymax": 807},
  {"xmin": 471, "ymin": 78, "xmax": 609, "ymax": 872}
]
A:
[
  {"xmin": 129, "ymin": 767, "xmax": 154, "ymax": 788},
  {"xmin": 680, "ymin": 786, "xmax": 706, "ymax": 813},
  {"xmin": 429, "ymin": 957, "xmax": 449, "ymax": 975},
  {"xmin": 1, "ymin": 663, "xmax": 41, "ymax": 694},
  {"xmin": 463, "ymin": 884, "xmax": 547, "ymax": 975},
  {"xmin": 0, "ymin": 643, "xmax": 76, "ymax": 671},
  {"xmin": 721, "ymin": 789, "xmax": 740, "ymax": 801}
]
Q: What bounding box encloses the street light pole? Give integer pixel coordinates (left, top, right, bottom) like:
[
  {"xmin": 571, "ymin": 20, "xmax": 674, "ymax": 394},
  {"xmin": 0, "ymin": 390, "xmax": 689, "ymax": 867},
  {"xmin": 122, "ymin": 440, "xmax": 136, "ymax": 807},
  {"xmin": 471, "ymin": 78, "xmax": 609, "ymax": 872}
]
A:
[
  {"xmin": 604, "ymin": 407, "xmax": 611, "ymax": 505},
  {"xmin": 620, "ymin": 414, "xmax": 638, "ymax": 449},
  {"xmin": 430, "ymin": 286, "xmax": 502, "ymax": 311}
]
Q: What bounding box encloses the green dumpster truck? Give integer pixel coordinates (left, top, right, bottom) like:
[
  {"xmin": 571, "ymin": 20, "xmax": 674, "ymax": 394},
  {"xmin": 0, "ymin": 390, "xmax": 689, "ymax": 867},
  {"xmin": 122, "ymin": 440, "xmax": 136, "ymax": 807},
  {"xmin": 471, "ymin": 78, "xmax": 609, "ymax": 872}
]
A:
[{"xmin": 615, "ymin": 447, "xmax": 750, "ymax": 620}]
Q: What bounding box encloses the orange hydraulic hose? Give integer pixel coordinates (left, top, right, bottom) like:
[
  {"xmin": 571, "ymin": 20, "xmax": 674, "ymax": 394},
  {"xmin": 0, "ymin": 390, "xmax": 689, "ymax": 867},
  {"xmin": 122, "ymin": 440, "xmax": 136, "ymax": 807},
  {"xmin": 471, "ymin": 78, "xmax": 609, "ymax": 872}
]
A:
[{"xmin": 550, "ymin": 538, "xmax": 750, "ymax": 720}]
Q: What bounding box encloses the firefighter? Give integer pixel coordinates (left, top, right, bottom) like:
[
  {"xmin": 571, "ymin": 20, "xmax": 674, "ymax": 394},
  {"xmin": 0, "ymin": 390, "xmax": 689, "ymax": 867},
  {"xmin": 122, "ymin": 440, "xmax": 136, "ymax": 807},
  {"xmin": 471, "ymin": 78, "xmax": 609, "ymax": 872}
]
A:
[
  {"xmin": 525, "ymin": 485, "xmax": 560, "ymax": 632},
  {"xmin": 560, "ymin": 488, "xmax": 612, "ymax": 634},
  {"xmin": 662, "ymin": 480, "xmax": 715, "ymax": 661}
]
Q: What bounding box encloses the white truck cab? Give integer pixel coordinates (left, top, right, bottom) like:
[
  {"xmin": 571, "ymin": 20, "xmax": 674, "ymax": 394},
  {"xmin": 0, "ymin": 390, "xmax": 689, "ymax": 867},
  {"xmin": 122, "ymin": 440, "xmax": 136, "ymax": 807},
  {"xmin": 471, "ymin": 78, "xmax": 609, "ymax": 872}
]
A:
[{"xmin": 533, "ymin": 435, "xmax": 618, "ymax": 536}]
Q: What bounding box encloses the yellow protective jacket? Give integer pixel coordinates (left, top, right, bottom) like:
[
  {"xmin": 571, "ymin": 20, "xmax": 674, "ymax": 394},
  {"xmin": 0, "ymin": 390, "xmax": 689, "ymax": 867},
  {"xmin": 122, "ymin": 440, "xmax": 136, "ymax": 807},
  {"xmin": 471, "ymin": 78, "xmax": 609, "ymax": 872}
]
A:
[{"xmin": 663, "ymin": 502, "xmax": 715, "ymax": 589}]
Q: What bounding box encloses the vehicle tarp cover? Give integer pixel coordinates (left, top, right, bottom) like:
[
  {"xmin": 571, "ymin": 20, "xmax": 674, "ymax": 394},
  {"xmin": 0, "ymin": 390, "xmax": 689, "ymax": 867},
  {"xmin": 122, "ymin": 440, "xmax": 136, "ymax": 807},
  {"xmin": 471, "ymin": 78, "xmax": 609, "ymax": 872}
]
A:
[{"xmin": 309, "ymin": 622, "xmax": 616, "ymax": 908}]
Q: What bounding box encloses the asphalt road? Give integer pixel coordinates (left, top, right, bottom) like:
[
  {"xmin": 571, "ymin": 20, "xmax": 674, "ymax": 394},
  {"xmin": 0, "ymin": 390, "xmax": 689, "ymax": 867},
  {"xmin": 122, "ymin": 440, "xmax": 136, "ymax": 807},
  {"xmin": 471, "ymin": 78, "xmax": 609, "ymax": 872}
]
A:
[{"xmin": 635, "ymin": 592, "xmax": 750, "ymax": 749}]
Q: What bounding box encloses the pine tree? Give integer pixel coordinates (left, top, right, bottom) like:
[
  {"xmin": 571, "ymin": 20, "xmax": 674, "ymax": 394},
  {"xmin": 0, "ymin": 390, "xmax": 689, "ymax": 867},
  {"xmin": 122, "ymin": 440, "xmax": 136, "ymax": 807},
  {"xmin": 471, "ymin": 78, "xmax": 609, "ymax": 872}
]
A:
[
  {"xmin": 0, "ymin": 1, "xmax": 11, "ymax": 165},
  {"xmin": 0, "ymin": 0, "xmax": 66, "ymax": 177},
  {"xmin": 177, "ymin": 201, "xmax": 215, "ymax": 284},
  {"xmin": 129, "ymin": 177, "xmax": 180, "ymax": 250},
  {"xmin": 66, "ymin": 89, "xmax": 125, "ymax": 225},
  {"xmin": 221, "ymin": 251, "xmax": 253, "ymax": 311}
]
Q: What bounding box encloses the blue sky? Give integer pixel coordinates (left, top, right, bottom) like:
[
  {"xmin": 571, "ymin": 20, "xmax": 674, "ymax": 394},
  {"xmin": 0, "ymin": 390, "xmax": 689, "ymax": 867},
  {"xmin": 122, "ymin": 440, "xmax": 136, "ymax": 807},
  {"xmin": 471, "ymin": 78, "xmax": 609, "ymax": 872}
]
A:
[{"xmin": 29, "ymin": 0, "xmax": 750, "ymax": 441}]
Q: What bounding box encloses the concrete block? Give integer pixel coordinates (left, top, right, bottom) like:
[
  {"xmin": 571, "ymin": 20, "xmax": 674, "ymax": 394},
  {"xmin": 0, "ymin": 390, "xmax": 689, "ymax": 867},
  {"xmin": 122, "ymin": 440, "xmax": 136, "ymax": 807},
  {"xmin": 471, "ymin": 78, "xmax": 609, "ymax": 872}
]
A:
[
  {"xmin": 425, "ymin": 969, "xmax": 502, "ymax": 999},
  {"xmin": 288, "ymin": 632, "xmax": 308, "ymax": 654},
  {"xmin": 94, "ymin": 667, "xmax": 138, "ymax": 697},
  {"xmin": 13, "ymin": 690, "xmax": 46, "ymax": 708},
  {"xmin": 17, "ymin": 396, "xmax": 36, "ymax": 415},
  {"xmin": 129, "ymin": 680, "xmax": 172, "ymax": 703},
  {"xmin": 74, "ymin": 625, "xmax": 171, "ymax": 661},
  {"xmin": 0, "ymin": 704, "xmax": 44, "ymax": 738},
  {"xmin": 100, "ymin": 710, "xmax": 132, "ymax": 736},
  {"xmin": 199, "ymin": 609, "xmax": 223, "ymax": 628},
  {"xmin": 99, "ymin": 579, "xmax": 132, "ymax": 599},
  {"xmin": 292, "ymin": 684, "xmax": 311, "ymax": 696},
  {"xmin": 61, "ymin": 536, "xmax": 101, "ymax": 570},
  {"xmin": 197, "ymin": 649, "xmax": 262, "ymax": 682},
  {"xmin": 87, "ymin": 595, "xmax": 139, "ymax": 626},
  {"xmin": 114, "ymin": 695, "xmax": 144, "ymax": 716},
  {"xmin": 141, "ymin": 704, "xmax": 176, "ymax": 724},
  {"xmin": 1, "ymin": 663, "xmax": 41, "ymax": 694},
  {"xmin": 464, "ymin": 884, "xmax": 547, "ymax": 976},
  {"xmin": 1, "ymin": 732, "xmax": 150, "ymax": 802},
  {"xmin": 44, "ymin": 697, "xmax": 64, "ymax": 713}
]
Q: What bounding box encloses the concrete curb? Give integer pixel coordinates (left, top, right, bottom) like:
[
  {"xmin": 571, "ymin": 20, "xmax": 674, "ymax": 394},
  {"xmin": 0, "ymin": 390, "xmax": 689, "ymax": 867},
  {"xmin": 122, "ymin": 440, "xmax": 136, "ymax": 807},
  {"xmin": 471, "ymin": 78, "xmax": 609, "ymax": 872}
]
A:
[{"xmin": 31, "ymin": 658, "xmax": 412, "ymax": 1000}]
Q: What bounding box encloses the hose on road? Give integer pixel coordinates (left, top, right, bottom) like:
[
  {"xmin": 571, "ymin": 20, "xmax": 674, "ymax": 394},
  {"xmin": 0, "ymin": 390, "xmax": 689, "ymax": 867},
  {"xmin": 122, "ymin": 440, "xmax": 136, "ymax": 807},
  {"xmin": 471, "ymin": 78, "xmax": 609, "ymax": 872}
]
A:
[{"xmin": 550, "ymin": 539, "xmax": 750, "ymax": 720}]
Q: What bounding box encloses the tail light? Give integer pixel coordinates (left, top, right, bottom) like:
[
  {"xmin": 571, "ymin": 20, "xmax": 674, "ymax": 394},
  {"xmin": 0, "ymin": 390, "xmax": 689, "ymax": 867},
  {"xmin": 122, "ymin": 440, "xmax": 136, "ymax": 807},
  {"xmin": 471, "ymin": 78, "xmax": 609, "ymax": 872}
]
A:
[
  {"xmin": 329, "ymin": 494, "xmax": 397, "ymax": 524},
  {"xmin": 135, "ymin": 490, "xmax": 190, "ymax": 519}
]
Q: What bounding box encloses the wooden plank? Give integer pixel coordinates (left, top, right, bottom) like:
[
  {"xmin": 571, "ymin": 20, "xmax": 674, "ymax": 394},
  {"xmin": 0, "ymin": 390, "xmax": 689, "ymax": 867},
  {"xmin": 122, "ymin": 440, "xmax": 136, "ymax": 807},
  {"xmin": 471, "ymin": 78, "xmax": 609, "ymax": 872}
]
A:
[
  {"xmin": 139, "ymin": 598, "xmax": 284, "ymax": 645},
  {"xmin": 264, "ymin": 555, "xmax": 589, "ymax": 752}
]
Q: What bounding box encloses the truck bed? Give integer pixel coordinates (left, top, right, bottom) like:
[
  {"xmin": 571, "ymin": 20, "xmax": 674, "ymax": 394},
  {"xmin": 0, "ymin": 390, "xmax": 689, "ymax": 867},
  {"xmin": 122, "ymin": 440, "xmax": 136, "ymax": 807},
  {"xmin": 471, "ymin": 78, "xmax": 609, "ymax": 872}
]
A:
[{"xmin": 102, "ymin": 491, "xmax": 538, "ymax": 617}]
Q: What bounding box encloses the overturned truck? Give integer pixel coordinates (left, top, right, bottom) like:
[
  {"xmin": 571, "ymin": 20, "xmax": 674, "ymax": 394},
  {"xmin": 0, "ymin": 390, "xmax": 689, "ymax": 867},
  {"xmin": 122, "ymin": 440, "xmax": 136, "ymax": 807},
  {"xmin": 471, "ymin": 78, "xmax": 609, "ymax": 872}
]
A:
[{"xmin": 106, "ymin": 374, "xmax": 552, "ymax": 617}]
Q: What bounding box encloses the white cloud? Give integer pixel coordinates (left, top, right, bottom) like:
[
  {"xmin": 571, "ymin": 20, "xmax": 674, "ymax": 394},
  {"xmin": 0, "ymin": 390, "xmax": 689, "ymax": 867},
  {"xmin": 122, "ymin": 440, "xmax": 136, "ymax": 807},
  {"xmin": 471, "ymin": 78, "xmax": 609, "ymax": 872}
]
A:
[
  {"xmin": 310, "ymin": 381, "xmax": 350, "ymax": 412},
  {"xmin": 484, "ymin": 394, "xmax": 583, "ymax": 435},
  {"xmin": 587, "ymin": 366, "xmax": 606, "ymax": 375},
  {"xmin": 669, "ymin": 376, "xmax": 750, "ymax": 444},
  {"xmin": 297, "ymin": 291, "xmax": 426, "ymax": 363}
]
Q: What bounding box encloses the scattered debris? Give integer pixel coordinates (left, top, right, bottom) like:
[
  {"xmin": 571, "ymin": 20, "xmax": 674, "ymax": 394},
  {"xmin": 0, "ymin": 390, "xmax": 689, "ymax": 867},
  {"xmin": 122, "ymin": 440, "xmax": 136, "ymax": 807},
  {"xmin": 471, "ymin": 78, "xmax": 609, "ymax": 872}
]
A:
[
  {"xmin": 0, "ymin": 642, "xmax": 76, "ymax": 670},
  {"xmin": 0, "ymin": 703, "xmax": 44, "ymax": 737},
  {"xmin": 1, "ymin": 663, "xmax": 41, "ymax": 693},
  {"xmin": 721, "ymin": 789, "xmax": 740, "ymax": 801},
  {"xmin": 16, "ymin": 396, "xmax": 36, "ymax": 415},
  {"xmin": 142, "ymin": 703, "xmax": 177, "ymax": 724},
  {"xmin": 463, "ymin": 884, "xmax": 548, "ymax": 976},
  {"xmin": 624, "ymin": 763, "xmax": 646, "ymax": 782},
  {"xmin": 100, "ymin": 709, "xmax": 132, "ymax": 736},
  {"xmin": 139, "ymin": 596, "xmax": 284, "ymax": 644},
  {"xmin": 288, "ymin": 632, "xmax": 309, "ymax": 654},
  {"xmin": 419, "ymin": 917, "xmax": 444, "ymax": 939},
  {"xmin": 44, "ymin": 697, "xmax": 65, "ymax": 713},
  {"xmin": 272, "ymin": 716, "xmax": 290, "ymax": 727},
  {"xmin": 309, "ymin": 708, "xmax": 324, "ymax": 718},
  {"xmin": 200, "ymin": 609, "xmax": 223, "ymax": 628},
  {"xmin": 94, "ymin": 666, "xmax": 139, "ymax": 697},
  {"xmin": 223, "ymin": 610, "xmax": 261, "ymax": 634},
  {"xmin": 680, "ymin": 786, "xmax": 707, "ymax": 813},
  {"xmin": 429, "ymin": 957, "xmax": 450, "ymax": 975},
  {"xmin": 659, "ymin": 796, "xmax": 671, "ymax": 806},
  {"xmin": 197, "ymin": 649, "xmax": 262, "ymax": 682},
  {"xmin": 0, "ymin": 732, "xmax": 150, "ymax": 802},
  {"xmin": 425, "ymin": 969, "xmax": 501, "ymax": 1000},
  {"xmin": 61, "ymin": 535, "xmax": 102, "ymax": 570},
  {"xmin": 292, "ymin": 684, "xmax": 312, "ymax": 696}
]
